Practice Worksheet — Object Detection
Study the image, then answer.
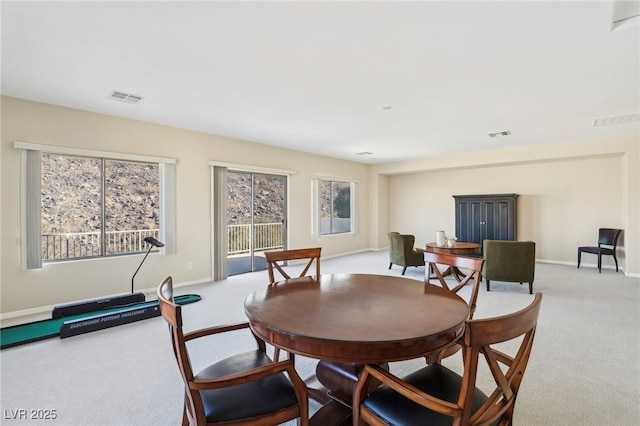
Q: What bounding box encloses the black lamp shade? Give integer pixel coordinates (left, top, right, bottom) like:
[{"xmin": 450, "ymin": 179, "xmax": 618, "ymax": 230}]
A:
[{"xmin": 144, "ymin": 237, "xmax": 164, "ymax": 248}]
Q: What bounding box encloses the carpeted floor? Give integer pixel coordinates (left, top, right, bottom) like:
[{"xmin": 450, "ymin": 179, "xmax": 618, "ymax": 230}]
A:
[{"xmin": 1, "ymin": 250, "xmax": 638, "ymax": 425}]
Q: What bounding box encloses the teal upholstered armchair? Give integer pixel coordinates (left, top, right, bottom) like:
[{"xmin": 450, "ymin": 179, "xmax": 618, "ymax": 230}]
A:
[
  {"xmin": 388, "ymin": 232, "xmax": 425, "ymax": 275},
  {"xmin": 483, "ymin": 240, "xmax": 536, "ymax": 294}
]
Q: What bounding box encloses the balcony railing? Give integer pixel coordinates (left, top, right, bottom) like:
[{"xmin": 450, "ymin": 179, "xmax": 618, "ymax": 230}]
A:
[
  {"xmin": 42, "ymin": 223, "xmax": 284, "ymax": 260},
  {"xmin": 42, "ymin": 229, "xmax": 161, "ymax": 261},
  {"xmin": 227, "ymin": 223, "xmax": 283, "ymax": 255}
]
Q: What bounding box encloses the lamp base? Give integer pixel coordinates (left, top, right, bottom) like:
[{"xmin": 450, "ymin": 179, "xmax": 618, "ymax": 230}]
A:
[{"xmin": 52, "ymin": 292, "xmax": 146, "ymax": 319}]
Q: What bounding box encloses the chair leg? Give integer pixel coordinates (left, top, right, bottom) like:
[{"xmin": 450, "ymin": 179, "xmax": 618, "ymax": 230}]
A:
[
  {"xmin": 577, "ymin": 249, "xmax": 582, "ymax": 268},
  {"xmin": 182, "ymin": 398, "xmax": 189, "ymax": 426},
  {"xmin": 613, "ymin": 255, "xmax": 619, "ymax": 272},
  {"xmin": 598, "ymin": 254, "xmax": 602, "ymax": 273},
  {"xmin": 401, "ymin": 266, "xmax": 407, "ymax": 275},
  {"xmin": 388, "ymin": 263, "xmax": 392, "ymax": 270},
  {"xmin": 486, "ymin": 280, "xmax": 490, "ymax": 291},
  {"xmin": 529, "ymin": 282, "xmax": 533, "ymax": 294}
]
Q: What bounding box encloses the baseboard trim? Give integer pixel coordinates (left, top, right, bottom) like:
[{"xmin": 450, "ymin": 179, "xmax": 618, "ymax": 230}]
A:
[
  {"xmin": 322, "ymin": 248, "xmax": 371, "ymax": 259},
  {"xmin": 536, "ymin": 258, "xmax": 631, "ymax": 276}
]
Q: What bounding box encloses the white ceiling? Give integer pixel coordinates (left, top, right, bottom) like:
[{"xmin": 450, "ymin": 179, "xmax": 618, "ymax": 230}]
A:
[{"xmin": 2, "ymin": 1, "xmax": 639, "ymax": 164}]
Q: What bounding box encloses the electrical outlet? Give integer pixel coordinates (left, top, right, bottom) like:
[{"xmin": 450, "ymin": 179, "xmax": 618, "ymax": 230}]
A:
[{"xmin": 187, "ymin": 261, "xmax": 193, "ymax": 270}]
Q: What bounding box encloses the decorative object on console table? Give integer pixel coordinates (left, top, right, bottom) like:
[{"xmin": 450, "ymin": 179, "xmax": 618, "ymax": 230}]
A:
[
  {"xmin": 435, "ymin": 230, "xmax": 446, "ymax": 247},
  {"xmin": 453, "ymin": 194, "xmax": 518, "ymax": 252}
]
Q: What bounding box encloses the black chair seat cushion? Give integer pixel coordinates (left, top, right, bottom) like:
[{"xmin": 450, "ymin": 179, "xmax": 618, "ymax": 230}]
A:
[
  {"xmin": 363, "ymin": 364, "xmax": 495, "ymax": 426},
  {"xmin": 578, "ymin": 246, "xmax": 614, "ymax": 255},
  {"xmin": 196, "ymin": 350, "xmax": 299, "ymax": 423}
]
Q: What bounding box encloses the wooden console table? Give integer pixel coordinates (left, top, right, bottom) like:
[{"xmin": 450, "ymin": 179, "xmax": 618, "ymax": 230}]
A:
[{"xmin": 425, "ymin": 242, "xmax": 481, "ymax": 281}]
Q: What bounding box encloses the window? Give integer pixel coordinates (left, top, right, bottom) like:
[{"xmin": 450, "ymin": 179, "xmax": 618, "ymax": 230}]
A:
[
  {"xmin": 316, "ymin": 179, "xmax": 354, "ymax": 235},
  {"xmin": 41, "ymin": 153, "xmax": 160, "ymax": 261},
  {"xmin": 16, "ymin": 142, "xmax": 176, "ymax": 269}
]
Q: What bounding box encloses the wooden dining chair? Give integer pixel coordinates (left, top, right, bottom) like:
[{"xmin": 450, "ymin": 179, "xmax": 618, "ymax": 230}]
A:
[
  {"xmin": 353, "ymin": 293, "xmax": 543, "ymax": 426},
  {"xmin": 264, "ymin": 247, "xmax": 322, "ymax": 284},
  {"xmin": 424, "ymin": 251, "xmax": 484, "ymax": 364},
  {"xmin": 263, "ymin": 247, "xmax": 322, "ymax": 362},
  {"xmin": 157, "ymin": 277, "xmax": 309, "ymax": 426},
  {"xmin": 424, "ymin": 251, "xmax": 484, "ymax": 319},
  {"xmin": 264, "ymin": 248, "xmax": 388, "ymax": 407}
]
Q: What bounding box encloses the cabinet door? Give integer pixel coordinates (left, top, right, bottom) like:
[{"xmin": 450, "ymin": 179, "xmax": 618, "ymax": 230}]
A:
[
  {"xmin": 455, "ymin": 200, "xmax": 468, "ymax": 242},
  {"xmin": 455, "ymin": 200, "xmax": 488, "ymax": 245},
  {"xmin": 481, "ymin": 201, "xmax": 495, "ymax": 241},
  {"xmin": 455, "ymin": 200, "xmax": 480, "ymax": 244},
  {"xmin": 492, "ymin": 198, "xmax": 516, "ymax": 240},
  {"xmin": 470, "ymin": 201, "xmax": 485, "ymax": 245}
]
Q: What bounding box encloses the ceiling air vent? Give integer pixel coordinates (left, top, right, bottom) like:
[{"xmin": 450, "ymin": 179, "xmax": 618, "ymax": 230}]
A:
[
  {"xmin": 488, "ymin": 131, "xmax": 511, "ymax": 138},
  {"xmin": 593, "ymin": 113, "xmax": 640, "ymax": 127},
  {"xmin": 108, "ymin": 91, "xmax": 144, "ymax": 104}
]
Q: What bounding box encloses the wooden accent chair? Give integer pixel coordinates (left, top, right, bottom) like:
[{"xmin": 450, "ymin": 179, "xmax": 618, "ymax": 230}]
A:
[
  {"xmin": 483, "ymin": 240, "xmax": 536, "ymax": 294},
  {"xmin": 264, "ymin": 247, "xmax": 321, "ymax": 284},
  {"xmin": 353, "ymin": 293, "xmax": 543, "ymax": 426},
  {"xmin": 157, "ymin": 277, "xmax": 309, "ymax": 426},
  {"xmin": 424, "ymin": 251, "xmax": 484, "ymax": 364},
  {"xmin": 388, "ymin": 232, "xmax": 425, "ymax": 275},
  {"xmin": 577, "ymin": 228, "xmax": 622, "ymax": 273}
]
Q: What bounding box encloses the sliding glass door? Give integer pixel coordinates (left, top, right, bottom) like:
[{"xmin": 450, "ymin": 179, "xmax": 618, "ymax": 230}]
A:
[{"xmin": 227, "ymin": 171, "xmax": 287, "ymax": 276}]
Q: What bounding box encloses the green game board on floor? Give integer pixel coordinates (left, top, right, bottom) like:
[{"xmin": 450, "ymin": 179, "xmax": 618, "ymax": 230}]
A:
[{"xmin": 0, "ymin": 294, "xmax": 201, "ymax": 349}]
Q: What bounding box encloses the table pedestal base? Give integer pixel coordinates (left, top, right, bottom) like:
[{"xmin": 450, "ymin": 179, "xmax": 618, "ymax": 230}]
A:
[
  {"xmin": 428, "ymin": 264, "xmax": 470, "ymax": 282},
  {"xmin": 304, "ymin": 374, "xmax": 333, "ymax": 405}
]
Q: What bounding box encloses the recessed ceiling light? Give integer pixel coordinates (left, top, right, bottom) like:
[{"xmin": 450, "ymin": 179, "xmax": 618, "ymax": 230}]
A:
[
  {"xmin": 356, "ymin": 151, "xmax": 373, "ymax": 156},
  {"xmin": 593, "ymin": 113, "xmax": 640, "ymax": 127},
  {"xmin": 108, "ymin": 90, "xmax": 144, "ymax": 104},
  {"xmin": 488, "ymin": 131, "xmax": 511, "ymax": 138}
]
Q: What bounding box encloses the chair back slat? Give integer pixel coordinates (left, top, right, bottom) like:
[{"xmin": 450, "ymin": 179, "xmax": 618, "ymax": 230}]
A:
[
  {"xmin": 265, "ymin": 247, "xmax": 321, "ymax": 284},
  {"xmin": 424, "ymin": 251, "xmax": 484, "ymax": 319}
]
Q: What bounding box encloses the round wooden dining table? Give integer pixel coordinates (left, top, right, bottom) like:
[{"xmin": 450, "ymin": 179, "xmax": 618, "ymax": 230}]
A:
[
  {"xmin": 244, "ymin": 273, "xmax": 469, "ymax": 364},
  {"xmin": 245, "ymin": 273, "xmax": 469, "ymax": 425}
]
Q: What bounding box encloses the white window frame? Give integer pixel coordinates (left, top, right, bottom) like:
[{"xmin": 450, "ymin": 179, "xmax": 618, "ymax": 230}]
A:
[
  {"xmin": 15, "ymin": 141, "xmax": 176, "ymax": 269},
  {"xmin": 311, "ymin": 176, "xmax": 357, "ymax": 237}
]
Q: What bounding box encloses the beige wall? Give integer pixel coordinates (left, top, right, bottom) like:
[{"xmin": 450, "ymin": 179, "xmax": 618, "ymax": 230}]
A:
[
  {"xmin": 1, "ymin": 97, "xmax": 370, "ymax": 314},
  {"xmin": 370, "ymin": 137, "xmax": 640, "ymax": 276},
  {"xmin": 2, "ymin": 96, "xmax": 638, "ymax": 317}
]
